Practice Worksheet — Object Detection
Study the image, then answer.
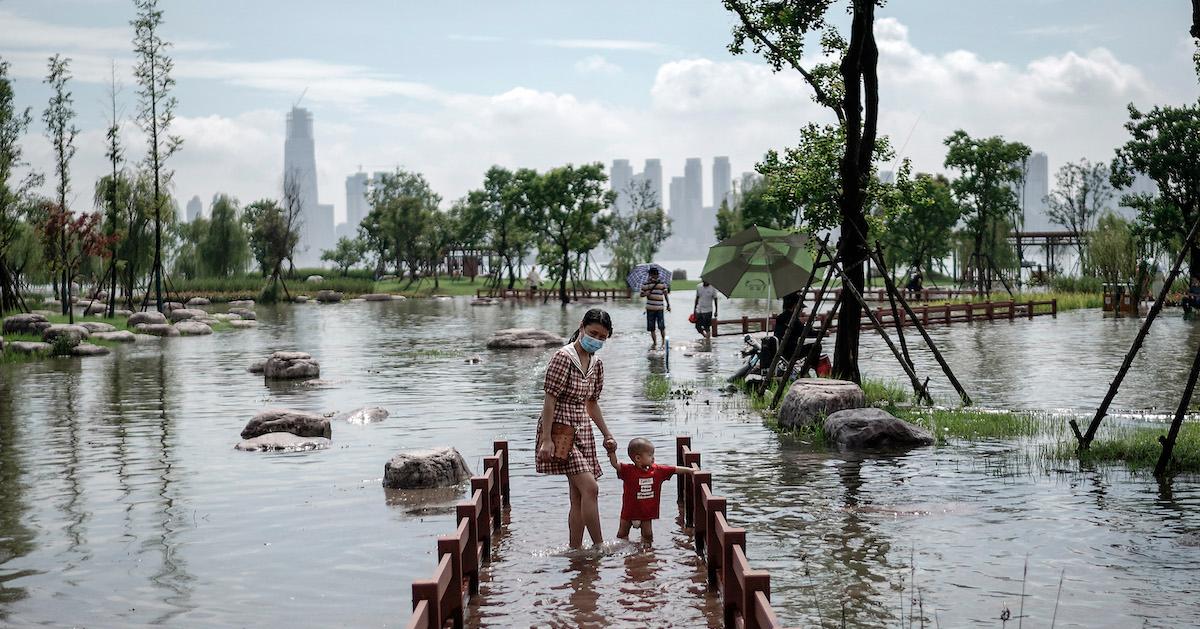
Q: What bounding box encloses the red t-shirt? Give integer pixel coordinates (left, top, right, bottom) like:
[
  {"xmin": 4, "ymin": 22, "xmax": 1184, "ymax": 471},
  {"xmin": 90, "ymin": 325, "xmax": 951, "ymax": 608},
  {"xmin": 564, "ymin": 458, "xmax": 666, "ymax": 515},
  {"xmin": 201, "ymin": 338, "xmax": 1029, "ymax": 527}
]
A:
[{"xmin": 617, "ymin": 463, "xmax": 676, "ymax": 521}]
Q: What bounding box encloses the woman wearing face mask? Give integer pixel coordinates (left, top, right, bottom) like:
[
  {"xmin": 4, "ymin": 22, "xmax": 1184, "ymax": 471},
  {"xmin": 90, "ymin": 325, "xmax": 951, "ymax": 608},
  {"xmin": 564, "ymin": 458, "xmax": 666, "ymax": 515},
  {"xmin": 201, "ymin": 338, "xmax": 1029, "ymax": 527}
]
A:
[{"xmin": 535, "ymin": 308, "xmax": 617, "ymax": 549}]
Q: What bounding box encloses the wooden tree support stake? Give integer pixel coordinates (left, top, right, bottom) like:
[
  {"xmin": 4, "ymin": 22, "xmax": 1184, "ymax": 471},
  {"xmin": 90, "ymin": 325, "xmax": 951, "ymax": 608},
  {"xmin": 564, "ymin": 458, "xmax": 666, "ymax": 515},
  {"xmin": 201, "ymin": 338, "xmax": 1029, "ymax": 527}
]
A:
[
  {"xmin": 759, "ymin": 235, "xmax": 831, "ymax": 395},
  {"xmin": 870, "ymin": 243, "xmax": 973, "ymax": 406},
  {"xmin": 1074, "ymin": 214, "xmax": 1200, "ymax": 449},
  {"xmin": 1156, "ymin": 337, "xmax": 1200, "ymax": 476}
]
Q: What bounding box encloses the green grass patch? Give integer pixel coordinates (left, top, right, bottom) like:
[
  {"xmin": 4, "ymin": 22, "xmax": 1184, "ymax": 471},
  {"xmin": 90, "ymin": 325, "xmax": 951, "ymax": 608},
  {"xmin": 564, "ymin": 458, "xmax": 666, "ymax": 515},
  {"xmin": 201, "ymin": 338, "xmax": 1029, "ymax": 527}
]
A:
[
  {"xmin": 893, "ymin": 407, "xmax": 1048, "ymax": 443},
  {"xmin": 1046, "ymin": 422, "xmax": 1200, "ymax": 474},
  {"xmin": 643, "ymin": 373, "xmax": 671, "ymax": 401},
  {"xmin": 860, "ymin": 378, "xmax": 911, "ymax": 407},
  {"xmin": 931, "ymin": 291, "xmax": 1101, "ymax": 312}
]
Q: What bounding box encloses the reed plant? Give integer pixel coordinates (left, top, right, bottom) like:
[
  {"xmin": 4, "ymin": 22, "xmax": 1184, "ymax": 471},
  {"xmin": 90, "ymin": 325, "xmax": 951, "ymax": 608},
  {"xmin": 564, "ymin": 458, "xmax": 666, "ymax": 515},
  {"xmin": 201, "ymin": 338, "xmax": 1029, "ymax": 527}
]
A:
[
  {"xmin": 643, "ymin": 373, "xmax": 671, "ymax": 401},
  {"xmin": 1046, "ymin": 422, "xmax": 1200, "ymax": 474}
]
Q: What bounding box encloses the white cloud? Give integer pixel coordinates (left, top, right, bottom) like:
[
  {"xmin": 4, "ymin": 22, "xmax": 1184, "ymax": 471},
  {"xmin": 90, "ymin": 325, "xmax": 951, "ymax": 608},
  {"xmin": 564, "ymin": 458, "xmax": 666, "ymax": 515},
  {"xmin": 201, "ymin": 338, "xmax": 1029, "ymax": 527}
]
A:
[
  {"xmin": 0, "ymin": 9, "xmax": 224, "ymax": 55},
  {"xmin": 1016, "ymin": 24, "xmax": 1100, "ymax": 37},
  {"xmin": 574, "ymin": 55, "xmax": 622, "ymax": 76},
  {"xmin": 176, "ymin": 58, "xmax": 446, "ymax": 107},
  {"xmin": 534, "ymin": 38, "xmax": 673, "ymax": 54}
]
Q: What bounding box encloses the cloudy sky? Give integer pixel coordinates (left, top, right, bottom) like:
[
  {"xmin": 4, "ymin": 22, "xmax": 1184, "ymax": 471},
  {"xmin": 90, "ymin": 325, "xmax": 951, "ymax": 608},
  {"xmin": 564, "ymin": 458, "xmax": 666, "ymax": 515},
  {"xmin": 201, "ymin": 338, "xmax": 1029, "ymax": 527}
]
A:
[{"xmin": 1, "ymin": 0, "xmax": 1196, "ymax": 223}]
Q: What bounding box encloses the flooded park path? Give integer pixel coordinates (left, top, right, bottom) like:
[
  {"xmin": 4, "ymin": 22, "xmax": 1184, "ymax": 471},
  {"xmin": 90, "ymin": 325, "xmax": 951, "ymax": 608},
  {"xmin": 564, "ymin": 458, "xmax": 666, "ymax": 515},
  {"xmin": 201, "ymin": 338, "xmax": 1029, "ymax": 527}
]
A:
[{"xmin": 2, "ymin": 294, "xmax": 1199, "ymax": 627}]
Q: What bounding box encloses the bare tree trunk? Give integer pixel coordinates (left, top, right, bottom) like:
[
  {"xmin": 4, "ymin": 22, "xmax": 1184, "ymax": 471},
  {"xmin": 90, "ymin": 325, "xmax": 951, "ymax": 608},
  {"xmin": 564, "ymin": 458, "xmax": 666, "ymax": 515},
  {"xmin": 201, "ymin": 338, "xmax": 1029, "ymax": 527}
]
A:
[{"xmin": 559, "ymin": 247, "xmax": 570, "ymax": 305}]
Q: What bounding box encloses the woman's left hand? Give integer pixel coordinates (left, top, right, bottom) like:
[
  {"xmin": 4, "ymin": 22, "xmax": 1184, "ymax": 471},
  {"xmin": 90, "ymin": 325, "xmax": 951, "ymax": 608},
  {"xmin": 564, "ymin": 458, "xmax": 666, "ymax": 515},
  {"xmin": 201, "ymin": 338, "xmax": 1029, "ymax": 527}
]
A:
[{"xmin": 602, "ymin": 436, "xmax": 617, "ymax": 453}]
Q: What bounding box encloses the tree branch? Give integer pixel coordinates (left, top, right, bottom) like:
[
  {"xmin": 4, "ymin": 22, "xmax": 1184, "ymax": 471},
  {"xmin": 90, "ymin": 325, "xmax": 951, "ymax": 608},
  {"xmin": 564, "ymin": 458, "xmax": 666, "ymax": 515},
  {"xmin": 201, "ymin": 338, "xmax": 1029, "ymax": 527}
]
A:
[{"xmin": 727, "ymin": 0, "xmax": 846, "ymax": 124}]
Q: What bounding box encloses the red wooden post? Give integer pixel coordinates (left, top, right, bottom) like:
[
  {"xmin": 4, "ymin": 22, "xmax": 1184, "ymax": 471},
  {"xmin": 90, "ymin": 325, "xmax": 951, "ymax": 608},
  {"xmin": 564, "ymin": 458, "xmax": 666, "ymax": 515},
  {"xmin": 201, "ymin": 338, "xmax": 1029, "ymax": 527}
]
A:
[
  {"xmin": 470, "ymin": 478, "xmax": 492, "ymax": 558},
  {"xmin": 483, "ymin": 457, "xmax": 502, "ymax": 529},
  {"xmin": 1027, "ymin": 300, "xmax": 1034, "ymax": 319},
  {"xmin": 493, "ymin": 440, "xmax": 510, "ymax": 507},
  {"xmin": 1052, "ymin": 298, "xmax": 1058, "ymax": 316},
  {"xmin": 1007, "ymin": 300, "xmax": 1015, "ymax": 320},
  {"xmin": 436, "ymin": 533, "xmax": 465, "ymax": 629},
  {"xmin": 741, "ymin": 316, "xmax": 748, "ymax": 334},
  {"xmin": 683, "ymin": 451, "xmax": 701, "ymax": 528},
  {"xmin": 406, "ymin": 600, "xmax": 431, "ymax": 629},
  {"xmin": 411, "ymin": 555, "xmax": 451, "ymax": 629},
  {"xmin": 704, "ymin": 494, "xmax": 728, "ymax": 587},
  {"xmin": 693, "ymin": 471, "xmax": 712, "ymax": 554},
  {"xmin": 676, "ymin": 436, "xmax": 691, "ymax": 504},
  {"xmin": 455, "ymin": 502, "xmax": 481, "ymax": 594},
  {"xmin": 986, "ymin": 301, "xmax": 994, "ymax": 321},
  {"xmin": 965, "ymin": 303, "xmax": 973, "ymax": 323}
]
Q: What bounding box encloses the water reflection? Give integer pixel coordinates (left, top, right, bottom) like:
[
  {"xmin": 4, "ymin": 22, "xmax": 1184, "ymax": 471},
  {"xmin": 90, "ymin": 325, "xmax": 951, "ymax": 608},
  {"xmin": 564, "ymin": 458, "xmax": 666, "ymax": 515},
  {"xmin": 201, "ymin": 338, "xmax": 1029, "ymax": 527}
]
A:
[{"xmin": 0, "ymin": 374, "xmax": 34, "ymax": 617}]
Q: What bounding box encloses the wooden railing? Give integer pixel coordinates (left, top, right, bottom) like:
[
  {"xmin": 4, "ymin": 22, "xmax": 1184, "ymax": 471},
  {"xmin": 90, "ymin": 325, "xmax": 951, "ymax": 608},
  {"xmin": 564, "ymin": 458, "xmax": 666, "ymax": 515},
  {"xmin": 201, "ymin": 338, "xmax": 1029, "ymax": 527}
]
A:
[
  {"xmin": 406, "ymin": 441, "xmax": 511, "ymax": 629},
  {"xmin": 711, "ymin": 299, "xmax": 1058, "ymax": 337},
  {"xmin": 802, "ymin": 287, "xmax": 980, "ymax": 302},
  {"xmin": 475, "ymin": 287, "xmax": 633, "ymax": 300},
  {"xmin": 677, "ymin": 436, "xmax": 792, "ymax": 629}
]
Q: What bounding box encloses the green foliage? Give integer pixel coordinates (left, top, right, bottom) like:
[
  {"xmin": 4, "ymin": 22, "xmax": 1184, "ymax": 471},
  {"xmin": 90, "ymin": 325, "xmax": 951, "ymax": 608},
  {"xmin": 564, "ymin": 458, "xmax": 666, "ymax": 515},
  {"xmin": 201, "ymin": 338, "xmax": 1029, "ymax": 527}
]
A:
[
  {"xmin": 881, "ymin": 173, "xmax": 960, "ymax": 273},
  {"xmin": 49, "ymin": 333, "xmax": 77, "ymax": 356},
  {"xmin": 1045, "ymin": 158, "xmax": 1113, "ymax": 272},
  {"xmin": 463, "ymin": 166, "xmax": 537, "ymax": 288},
  {"xmin": 363, "ymin": 168, "xmax": 442, "ymax": 280},
  {"xmin": 320, "ymin": 236, "xmax": 367, "ymax": 276},
  {"xmin": 0, "ymin": 57, "xmax": 42, "ymax": 312},
  {"xmin": 243, "ymin": 197, "xmax": 300, "ymax": 278},
  {"xmin": 199, "ymin": 194, "xmax": 249, "ymax": 277},
  {"xmin": 1111, "ymin": 102, "xmax": 1200, "ymax": 278},
  {"xmin": 1049, "ymin": 422, "xmax": 1200, "ymax": 474},
  {"xmin": 643, "ymin": 373, "xmax": 671, "ymax": 401},
  {"xmin": 607, "ymin": 178, "xmax": 671, "ymax": 280},
  {"xmin": 92, "ymin": 170, "xmax": 171, "ymax": 308},
  {"xmin": 1089, "ymin": 212, "xmax": 1137, "ymax": 286},
  {"xmin": 1049, "ymin": 275, "xmax": 1104, "ymax": 293},
  {"xmin": 529, "ymin": 163, "xmax": 614, "ymax": 302},
  {"xmin": 896, "ymin": 408, "xmax": 1045, "ymax": 443}
]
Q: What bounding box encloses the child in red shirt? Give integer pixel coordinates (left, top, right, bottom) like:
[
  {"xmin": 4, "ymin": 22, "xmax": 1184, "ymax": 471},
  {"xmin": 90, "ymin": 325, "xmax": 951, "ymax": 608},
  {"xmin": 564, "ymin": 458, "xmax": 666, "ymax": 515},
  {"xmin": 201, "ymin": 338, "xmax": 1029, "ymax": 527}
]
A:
[{"xmin": 604, "ymin": 437, "xmax": 693, "ymax": 542}]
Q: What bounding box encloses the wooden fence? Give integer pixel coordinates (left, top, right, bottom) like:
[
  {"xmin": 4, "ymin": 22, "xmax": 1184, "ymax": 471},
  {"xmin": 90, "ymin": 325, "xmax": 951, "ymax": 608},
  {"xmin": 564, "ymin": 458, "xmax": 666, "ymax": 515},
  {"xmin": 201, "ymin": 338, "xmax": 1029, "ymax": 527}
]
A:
[
  {"xmin": 677, "ymin": 436, "xmax": 792, "ymax": 629},
  {"xmin": 802, "ymin": 287, "xmax": 980, "ymax": 302},
  {"xmin": 711, "ymin": 299, "xmax": 1058, "ymax": 337},
  {"xmin": 476, "ymin": 287, "xmax": 632, "ymax": 301},
  {"xmin": 406, "ymin": 441, "xmax": 511, "ymax": 629}
]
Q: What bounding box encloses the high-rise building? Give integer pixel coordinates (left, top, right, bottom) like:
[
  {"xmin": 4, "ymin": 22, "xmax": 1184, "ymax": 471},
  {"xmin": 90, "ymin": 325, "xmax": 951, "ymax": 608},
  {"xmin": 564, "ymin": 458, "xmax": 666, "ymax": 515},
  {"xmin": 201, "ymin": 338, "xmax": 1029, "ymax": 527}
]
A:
[
  {"xmin": 345, "ymin": 172, "xmax": 370, "ymax": 233},
  {"xmin": 610, "ymin": 159, "xmax": 633, "ymax": 212},
  {"xmin": 284, "ymin": 106, "xmax": 327, "ymax": 264},
  {"xmin": 712, "ymin": 156, "xmax": 732, "ymax": 209},
  {"xmin": 1016, "ymin": 152, "xmax": 1051, "ymax": 231},
  {"xmin": 669, "ymin": 177, "xmax": 686, "ymax": 218},
  {"xmin": 642, "ymin": 159, "xmax": 663, "ymax": 210},
  {"xmin": 684, "ymin": 158, "xmax": 703, "ymax": 215},
  {"xmin": 185, "ymin": 195, "xmax": 203, "ymax": 222}
]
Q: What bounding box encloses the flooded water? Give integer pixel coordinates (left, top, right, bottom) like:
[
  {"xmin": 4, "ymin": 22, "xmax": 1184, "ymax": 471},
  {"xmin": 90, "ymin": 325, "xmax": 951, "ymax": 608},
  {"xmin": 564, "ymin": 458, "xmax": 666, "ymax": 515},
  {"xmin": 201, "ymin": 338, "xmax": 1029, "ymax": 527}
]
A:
[{"xmin": 1, "ymin": 293, "xmax": 1198, "ymax": 627}]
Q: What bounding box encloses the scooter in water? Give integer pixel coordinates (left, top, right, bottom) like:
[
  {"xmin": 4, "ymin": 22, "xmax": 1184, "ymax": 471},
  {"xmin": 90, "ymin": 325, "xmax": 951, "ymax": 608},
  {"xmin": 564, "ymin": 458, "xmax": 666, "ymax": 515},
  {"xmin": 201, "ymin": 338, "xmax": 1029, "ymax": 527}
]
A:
[{"xmin": 728, "ymin": 334, "xmax": 831, "ymax": 383}]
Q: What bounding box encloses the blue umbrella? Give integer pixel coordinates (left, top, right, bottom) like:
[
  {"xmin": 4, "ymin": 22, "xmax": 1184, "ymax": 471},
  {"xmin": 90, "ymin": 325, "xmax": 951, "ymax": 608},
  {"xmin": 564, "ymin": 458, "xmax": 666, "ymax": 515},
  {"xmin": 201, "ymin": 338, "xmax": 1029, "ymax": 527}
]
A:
[{"xmin": 626, "ymin": 263, "xmax": 672, "ymax": 293}]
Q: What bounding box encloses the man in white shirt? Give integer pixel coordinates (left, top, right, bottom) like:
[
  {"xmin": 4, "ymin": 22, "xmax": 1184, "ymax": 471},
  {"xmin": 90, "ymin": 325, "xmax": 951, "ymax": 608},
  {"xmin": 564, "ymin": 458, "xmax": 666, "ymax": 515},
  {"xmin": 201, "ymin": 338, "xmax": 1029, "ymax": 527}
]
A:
[{"xmin": 693, "ymin": 280, "xmax": 719, "ymax": 340}]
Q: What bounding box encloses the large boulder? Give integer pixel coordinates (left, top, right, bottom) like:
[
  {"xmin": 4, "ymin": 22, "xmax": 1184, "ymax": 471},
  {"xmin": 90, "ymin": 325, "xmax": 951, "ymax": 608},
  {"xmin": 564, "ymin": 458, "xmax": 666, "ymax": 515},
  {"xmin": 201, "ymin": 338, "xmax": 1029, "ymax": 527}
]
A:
[
  {"xmin": 230, "ymin": 320, "xmax": 257, "ymax": 329},
  {"xmin": 228, "ymin": 299, "xmax": 255, "ymax": 307},
  {"xmin": 486, "ymin": 328, "xmax": 566, "ymax": 349},
  {"xmin": 186, "ymin": 297, "xmax": 211, "ymax": 306},
  {"xmin": 84, "ymin": 301, "xmax": 109, "ymax": 316},
  {"xmin": 128, "ymin": 311, "xmax": 167, "ymax": 326},
  {"xmin": 235, "ymin": 432, "xmax": 331, "ymax": 452},
  {"xmin": 78, "ymin": 321, "xmax": 116, "ymax": 334},
  {"xmin": 213, "ymin": 312, "xmax": 242, "ymax": 321},
  {"xmin": 114, "ymin": 309, "xmax": 133, "ymax": 317},
  {"xmin": 43, "ymin": 324, "xmax": 90, "ymax": 343},
  {"xmin": 306, "ymin": 275, "xmax": 324, "ymax": 283},
  {"xmin": 263, "ymin": 351, "xmax": 320, "ymax": 379},
  {"xmin": 168, "ymin": 308, "xmax": 206, "ymax": 322},
  {"xmin": 247, "ymin": 360, "xmax": 266, "ymax": 373},
  {"xmin": 778, "ymin": 378, "xmax": 866, "ymax": 429},
  {"xmin": 361, "ymin": 293, "xmax": 393, "ymax": 302},
  {"xmin": 175, "ymin": 320, "xmax": 213, "ymax": 336},
  {"xmin": 823, "ymin": 408, "xmax": 935, "ymax": 449},
  {"xmin": 162, "ymin": 301, "xmax": 185, "ymax": 313},
  {"xmin": 70, "ymin": 343, "xmax": 111, "ymax": 357},
  {"xmin": 6, "ymin": 341, "xmax": 50, "ymax": 354},
  {"xmin": 91, "ymin": 330, "xmax": 136, "ymax": 343},
  {"xmin": 228, "ymin": 308, "xmax": 256, "ymax": 320},
  {"xmin": 334, "ymin": 406, "xmax": 389, "ymax": 424},
  {"xmin": 134, "ymin": 323, "xmax": 180, "ymax": 337},
  {"xmin": 315, "ymin": 290, "xmax": 343, "ymax": 303},
  {"xmin": 3, "ymin": 313, "xmax": 51, "ymax": 336},
  {"xmin": 383, "ymin": 448, "xmax": 472, "ymax": 489},
  {"xmin": 241, "ymin": 409, "xmax": 331, "ymax": 440}
]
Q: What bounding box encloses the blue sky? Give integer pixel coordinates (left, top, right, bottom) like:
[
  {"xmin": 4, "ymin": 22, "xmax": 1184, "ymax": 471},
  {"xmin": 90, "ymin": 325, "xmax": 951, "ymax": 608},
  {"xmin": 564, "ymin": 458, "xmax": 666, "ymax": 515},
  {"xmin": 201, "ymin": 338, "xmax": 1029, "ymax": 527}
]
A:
[{"xmin": 2, "ymin": 0, "xmax": 1196, "ymax": 223}]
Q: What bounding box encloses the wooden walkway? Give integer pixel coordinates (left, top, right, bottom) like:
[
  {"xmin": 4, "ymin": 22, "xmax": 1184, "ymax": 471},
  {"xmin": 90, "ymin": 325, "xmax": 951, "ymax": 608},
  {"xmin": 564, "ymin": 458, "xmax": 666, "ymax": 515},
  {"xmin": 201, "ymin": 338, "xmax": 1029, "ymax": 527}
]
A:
[
  {"xmin": 711, "ymin": 299, "xmax": 1058, "ymax": 337},
  {"xmin": 403, "ymin": 436, "xmax": 793, "ymax": 629}
]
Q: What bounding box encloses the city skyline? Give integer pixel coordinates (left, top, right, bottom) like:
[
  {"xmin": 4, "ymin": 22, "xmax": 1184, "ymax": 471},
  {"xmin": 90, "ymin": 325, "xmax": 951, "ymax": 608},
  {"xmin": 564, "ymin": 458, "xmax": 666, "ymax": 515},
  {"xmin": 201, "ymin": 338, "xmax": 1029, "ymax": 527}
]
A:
[{"xmin": 0, "ymin": 2, "xmax": 1194, "ymax": 228}]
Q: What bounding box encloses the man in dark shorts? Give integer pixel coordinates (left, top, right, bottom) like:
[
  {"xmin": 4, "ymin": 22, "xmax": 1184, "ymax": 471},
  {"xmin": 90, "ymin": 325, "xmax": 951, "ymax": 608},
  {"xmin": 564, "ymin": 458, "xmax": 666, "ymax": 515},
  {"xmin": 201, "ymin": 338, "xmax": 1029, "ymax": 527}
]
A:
[
  {"xmin": 640, "ymin": 267, "xmax": 670, "ymax": 350},
  {"xmin": 693, "ymin": 279, "xmax": 718, "ymax": 340}
]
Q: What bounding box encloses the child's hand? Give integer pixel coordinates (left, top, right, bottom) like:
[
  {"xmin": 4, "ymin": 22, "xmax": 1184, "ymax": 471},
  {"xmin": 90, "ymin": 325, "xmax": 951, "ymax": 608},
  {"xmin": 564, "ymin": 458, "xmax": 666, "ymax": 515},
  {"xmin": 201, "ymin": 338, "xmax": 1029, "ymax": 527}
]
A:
[{"xmin": 602, "ymin": 436, "xmax": 617, "ymax": 453}]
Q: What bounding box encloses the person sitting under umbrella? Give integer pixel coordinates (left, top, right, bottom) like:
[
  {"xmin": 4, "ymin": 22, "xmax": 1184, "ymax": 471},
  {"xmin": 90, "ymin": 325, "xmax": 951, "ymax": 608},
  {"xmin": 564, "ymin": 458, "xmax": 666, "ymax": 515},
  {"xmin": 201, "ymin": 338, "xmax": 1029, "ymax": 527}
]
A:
[{"xmin": 762, "ymin": 291, "xmax": 820, "ymax": 372}]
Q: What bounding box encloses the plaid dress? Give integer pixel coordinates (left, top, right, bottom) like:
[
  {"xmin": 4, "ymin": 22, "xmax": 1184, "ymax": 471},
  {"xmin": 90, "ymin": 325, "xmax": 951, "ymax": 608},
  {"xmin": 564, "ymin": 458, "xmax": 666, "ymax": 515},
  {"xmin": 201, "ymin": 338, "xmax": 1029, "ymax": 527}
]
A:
[{"xmin": 536, "ymin": 345, "xmax": 605, "ymax": 478}]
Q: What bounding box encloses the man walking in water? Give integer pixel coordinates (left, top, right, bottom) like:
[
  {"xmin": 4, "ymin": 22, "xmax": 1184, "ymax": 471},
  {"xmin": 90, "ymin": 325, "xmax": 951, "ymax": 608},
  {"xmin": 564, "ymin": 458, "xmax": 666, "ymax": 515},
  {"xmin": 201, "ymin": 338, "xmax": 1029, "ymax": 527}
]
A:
[
  {"xmin": 693, "ymin": 279, "xmax": 718, "ymax": 340},
  {"xmin": 640, "ymin": 267, "xmax": 670, "ymax": 350}
]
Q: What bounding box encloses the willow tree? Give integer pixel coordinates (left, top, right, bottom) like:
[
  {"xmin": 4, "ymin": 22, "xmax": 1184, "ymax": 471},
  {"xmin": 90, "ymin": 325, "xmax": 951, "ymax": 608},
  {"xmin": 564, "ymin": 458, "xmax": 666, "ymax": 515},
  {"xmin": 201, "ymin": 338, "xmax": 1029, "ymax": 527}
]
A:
[
  {"xmin": 528, "ymin": 163, "xmax": 613, "ymax": 305},
  {"xmin": 43, "ymin": 54, "xmax": 79, "ymax": 316},
  {"xmin": 132, "ymin": 0, "xmax": 181, "ymax": 312},
  {"xmin": 725, "ymin": 0, "xmax": 886, "ymax": 382},
  {"xmin": 0, "ymin": 59, "xmax": 41, "ymax": 313}
]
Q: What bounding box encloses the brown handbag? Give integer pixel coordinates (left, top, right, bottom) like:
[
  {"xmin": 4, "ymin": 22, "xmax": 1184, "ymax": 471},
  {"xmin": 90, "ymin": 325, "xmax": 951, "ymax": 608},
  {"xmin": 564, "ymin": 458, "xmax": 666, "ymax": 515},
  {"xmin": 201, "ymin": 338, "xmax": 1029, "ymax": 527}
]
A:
[{"xmin": 550, "ymin": 421, "xmax": 575, "ymax": 462}]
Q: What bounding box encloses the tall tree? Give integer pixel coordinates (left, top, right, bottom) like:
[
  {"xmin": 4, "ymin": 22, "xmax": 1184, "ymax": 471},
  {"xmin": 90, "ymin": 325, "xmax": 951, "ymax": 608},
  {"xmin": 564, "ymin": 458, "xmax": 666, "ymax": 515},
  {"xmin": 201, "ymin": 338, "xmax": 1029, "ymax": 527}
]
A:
[
  {"xmin": 943, "ymin": 130, "xmax": 1031, "ymax": 293},
  {"xmin": 725, "ymin": 0, "xmax": 885, "ymax": 382},
  {"xmin": 1111, "ymin": 102, "xmax": 1200, "ymax": 281},
  {"xmin": 320, "ymin": 236, "xmax": 366, "ymax": 276},
  {"xmin": 606, "ymin": 178, "xmax": 671, "ymax": 281},
  {"xmin": 1045, "ymin": 158, "xmax": 1113, "ymax": 273},
  {"xmin": 529, "ymin": 164, "xmax": 614, "ymax": 305},
  {"xmin": 102, "ymin": 62, "xmax": 124, "ymax": 317},
  {"xmin": 132, "ymin": 0, "xmax": 182, "ymax": 312},
  {"xmin": 200, "ymin": 194, "xmax": 250, "ymax": 277},
  {"xmin": 43, "ymin": 54, "xmax": 79, "ymax": 318},
  {"xmin": 464, "ymin": 166, "xmax": 535, "ymax": 289},
  {"xmin": 881, "ymin": 173, "xmax": 960, "ymax": 276},
  {"xmin": 1089, "ymin": 212, "xmax": 1137, "ymax": 288},
  {"xmin": 0, "ymin": 58, "xmax": 42, "ymax": 313},
  {"xmin": 363, "ymin": 168, "xmax": 440, "ymax": 282}
]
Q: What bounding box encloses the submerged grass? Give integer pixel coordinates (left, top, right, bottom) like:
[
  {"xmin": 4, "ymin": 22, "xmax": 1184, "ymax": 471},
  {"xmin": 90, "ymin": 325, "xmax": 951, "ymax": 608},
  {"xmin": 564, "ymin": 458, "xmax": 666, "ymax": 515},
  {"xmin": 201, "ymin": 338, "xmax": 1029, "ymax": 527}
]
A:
[
  {"xmin": 1046, "ymin": 422, "xmax": 1200, "ymax": 474},
  {"xmin": 644, "ymin": 374, "xmax": 671, "ymax": 401}
]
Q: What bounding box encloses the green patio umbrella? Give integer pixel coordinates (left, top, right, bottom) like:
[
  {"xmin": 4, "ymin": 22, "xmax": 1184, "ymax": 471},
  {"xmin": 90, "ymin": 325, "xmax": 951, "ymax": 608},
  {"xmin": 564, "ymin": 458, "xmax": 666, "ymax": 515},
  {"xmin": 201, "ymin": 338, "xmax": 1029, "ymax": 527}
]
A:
[{"xmin": 700, "ymin": 226, "xmax": 817, "ymax": 303}]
